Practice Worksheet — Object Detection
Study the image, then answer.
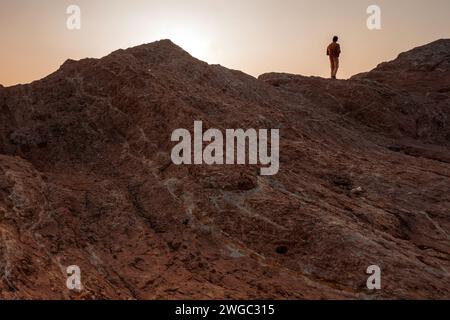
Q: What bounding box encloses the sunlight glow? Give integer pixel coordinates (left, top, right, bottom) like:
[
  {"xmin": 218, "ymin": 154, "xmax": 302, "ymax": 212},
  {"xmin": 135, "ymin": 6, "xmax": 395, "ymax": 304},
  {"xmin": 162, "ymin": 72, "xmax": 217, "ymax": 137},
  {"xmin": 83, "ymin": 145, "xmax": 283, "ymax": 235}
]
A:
[{"xmin": 154, "ymin": 27, "xmax": 213, "ymax": 62}]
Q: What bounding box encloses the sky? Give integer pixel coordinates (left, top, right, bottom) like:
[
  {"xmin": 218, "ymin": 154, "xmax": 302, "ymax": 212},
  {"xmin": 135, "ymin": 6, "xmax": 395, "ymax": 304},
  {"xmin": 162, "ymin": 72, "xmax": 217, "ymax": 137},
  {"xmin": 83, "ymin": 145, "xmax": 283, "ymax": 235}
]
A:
[{"xmin": 1, "ymin": 0, "xmax": 449, "ymax": 86}]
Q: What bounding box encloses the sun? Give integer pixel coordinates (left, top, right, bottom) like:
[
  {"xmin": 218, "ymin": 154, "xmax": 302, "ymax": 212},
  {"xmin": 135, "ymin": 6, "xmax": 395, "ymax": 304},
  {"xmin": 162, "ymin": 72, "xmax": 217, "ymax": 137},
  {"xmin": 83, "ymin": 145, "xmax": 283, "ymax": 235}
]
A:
[{"xmin": 155, "ymin": 28, "xmax": 212, "ymax": 62}]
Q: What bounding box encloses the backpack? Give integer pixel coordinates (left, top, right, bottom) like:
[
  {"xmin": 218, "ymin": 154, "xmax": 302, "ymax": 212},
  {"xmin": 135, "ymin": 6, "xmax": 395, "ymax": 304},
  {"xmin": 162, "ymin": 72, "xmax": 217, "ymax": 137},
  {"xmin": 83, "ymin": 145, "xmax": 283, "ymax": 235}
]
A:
[{"xmin": 327, "ymin": 43, "xmax": 340, "ymax": 57}]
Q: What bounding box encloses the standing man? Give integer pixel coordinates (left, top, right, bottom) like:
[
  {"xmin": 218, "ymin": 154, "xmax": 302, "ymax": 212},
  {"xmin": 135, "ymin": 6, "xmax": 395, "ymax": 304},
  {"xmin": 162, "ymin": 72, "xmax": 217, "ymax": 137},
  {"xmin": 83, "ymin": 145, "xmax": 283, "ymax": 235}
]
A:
[{"xmin": 327, "ymin": 36, "xmax": 341, "ymax": 79}]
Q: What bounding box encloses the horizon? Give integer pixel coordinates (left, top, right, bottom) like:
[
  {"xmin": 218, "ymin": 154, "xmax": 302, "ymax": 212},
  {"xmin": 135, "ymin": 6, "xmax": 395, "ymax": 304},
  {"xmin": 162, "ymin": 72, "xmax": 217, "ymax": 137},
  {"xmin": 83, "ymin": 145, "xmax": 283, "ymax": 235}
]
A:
[
  {"xmin": 1, "ymin": 0, "xmax": 450, "ymax": 86},
  {"xmin": 2, "ymin": 37, "xmax": 449, "ymax": 88}
]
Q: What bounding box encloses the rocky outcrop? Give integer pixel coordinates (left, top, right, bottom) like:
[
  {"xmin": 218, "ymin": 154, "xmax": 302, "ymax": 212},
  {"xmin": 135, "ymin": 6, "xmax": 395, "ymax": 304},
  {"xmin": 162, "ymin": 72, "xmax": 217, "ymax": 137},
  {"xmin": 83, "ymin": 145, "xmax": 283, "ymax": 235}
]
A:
[
  {"xmin": 352, "ymin": 39, "xmax": 450, "ymax": 92},
  {"xmin": 0, "ymin": 39, "xmax": 449, "ymax": 299}
]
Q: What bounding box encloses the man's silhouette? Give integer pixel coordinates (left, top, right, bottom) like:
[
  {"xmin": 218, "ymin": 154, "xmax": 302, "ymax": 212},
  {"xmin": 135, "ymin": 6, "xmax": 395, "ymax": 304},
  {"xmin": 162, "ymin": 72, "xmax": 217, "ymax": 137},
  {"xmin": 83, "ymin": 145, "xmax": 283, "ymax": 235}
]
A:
[{"xmin": 327, "ymin": 36, "xmax": 341, "ymax": 79}]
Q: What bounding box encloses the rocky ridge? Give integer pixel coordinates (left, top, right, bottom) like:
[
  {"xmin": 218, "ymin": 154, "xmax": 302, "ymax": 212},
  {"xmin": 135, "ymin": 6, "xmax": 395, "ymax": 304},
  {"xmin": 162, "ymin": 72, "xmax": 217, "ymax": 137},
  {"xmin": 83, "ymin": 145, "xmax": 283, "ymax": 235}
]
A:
[{"xmin": 0, "ymin": 39, "xmax": 449, "ymax": 299}]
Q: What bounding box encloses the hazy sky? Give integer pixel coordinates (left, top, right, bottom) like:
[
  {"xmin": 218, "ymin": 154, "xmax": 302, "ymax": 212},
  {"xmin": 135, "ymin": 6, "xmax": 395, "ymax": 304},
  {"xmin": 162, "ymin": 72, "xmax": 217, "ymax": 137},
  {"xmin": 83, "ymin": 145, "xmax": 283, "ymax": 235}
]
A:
[{"xmin": 1, "ymin": 0, "xmax": 449, "ymax": 86}]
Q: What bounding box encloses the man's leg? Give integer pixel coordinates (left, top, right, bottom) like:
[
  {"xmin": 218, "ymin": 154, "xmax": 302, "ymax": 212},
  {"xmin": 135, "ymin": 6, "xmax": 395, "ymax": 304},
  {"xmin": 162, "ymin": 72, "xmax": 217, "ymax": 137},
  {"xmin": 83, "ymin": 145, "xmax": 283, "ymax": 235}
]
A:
[
  {"xmin": 330, "ymin": 57, "xmax": 335, "ymax": 78},
  {"xmin": 334, "ymin": 57, "xmax": 339, "ymax": 78}
]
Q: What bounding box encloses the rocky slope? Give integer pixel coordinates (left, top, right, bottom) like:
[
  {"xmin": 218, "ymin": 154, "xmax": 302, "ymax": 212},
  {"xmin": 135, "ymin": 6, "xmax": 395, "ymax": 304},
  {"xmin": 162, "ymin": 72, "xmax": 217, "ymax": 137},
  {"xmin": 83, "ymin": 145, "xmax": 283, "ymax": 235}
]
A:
[{"xmin": 0, "ymin": 39, "xmax": 449, "ymax": 299}]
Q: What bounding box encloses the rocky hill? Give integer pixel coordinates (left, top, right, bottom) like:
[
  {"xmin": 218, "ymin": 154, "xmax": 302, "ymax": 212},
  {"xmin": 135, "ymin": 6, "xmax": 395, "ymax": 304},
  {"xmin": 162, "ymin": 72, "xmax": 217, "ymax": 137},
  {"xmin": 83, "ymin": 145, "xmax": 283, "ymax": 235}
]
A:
[
  {"xmin": 0, "ymin": 39, "xmax": 449, "ymax": 299},
  {"xmin": 353, "ymin": 39, "xmax": 450, "ymax": 93}
]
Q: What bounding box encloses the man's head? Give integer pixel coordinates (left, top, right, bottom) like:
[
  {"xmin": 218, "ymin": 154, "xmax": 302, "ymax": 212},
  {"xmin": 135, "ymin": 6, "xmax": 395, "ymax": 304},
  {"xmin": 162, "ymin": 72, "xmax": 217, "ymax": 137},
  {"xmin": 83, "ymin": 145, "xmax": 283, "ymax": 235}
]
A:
[{"xmin": 333, "ymin": 36, "xmax": 339, "ymax": 43}]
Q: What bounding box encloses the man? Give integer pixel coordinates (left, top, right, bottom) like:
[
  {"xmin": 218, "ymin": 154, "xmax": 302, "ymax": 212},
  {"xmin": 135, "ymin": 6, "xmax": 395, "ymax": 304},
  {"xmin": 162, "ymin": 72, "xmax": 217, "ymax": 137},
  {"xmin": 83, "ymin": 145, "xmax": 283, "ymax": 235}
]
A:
[{"xmin": 327, "ymin": 36, "xmax": 341, "ymax": 79}]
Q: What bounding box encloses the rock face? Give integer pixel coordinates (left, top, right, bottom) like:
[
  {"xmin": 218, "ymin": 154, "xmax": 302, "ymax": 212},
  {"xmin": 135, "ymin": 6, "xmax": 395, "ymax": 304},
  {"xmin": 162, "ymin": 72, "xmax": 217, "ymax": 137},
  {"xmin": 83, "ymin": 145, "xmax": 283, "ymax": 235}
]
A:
[
  {"xmin": 0, "ymin": 39, "xmax": 449, "ymax": 299},
  {"xmin": 352, "ymin": 39, "xmax": 450, "ymax": 94}
]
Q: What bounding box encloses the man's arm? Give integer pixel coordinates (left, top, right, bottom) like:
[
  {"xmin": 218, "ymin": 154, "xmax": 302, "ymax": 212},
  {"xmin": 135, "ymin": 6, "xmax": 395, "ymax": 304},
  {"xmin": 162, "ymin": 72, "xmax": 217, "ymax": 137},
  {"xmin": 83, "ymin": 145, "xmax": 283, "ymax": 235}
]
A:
[
  {"xmin": 326, "ymin": 45, "xmax": 330, "ymax": 56},
  {"xmin": 337, "ymin": 44, "xmax": 341, "ymax": 55}
]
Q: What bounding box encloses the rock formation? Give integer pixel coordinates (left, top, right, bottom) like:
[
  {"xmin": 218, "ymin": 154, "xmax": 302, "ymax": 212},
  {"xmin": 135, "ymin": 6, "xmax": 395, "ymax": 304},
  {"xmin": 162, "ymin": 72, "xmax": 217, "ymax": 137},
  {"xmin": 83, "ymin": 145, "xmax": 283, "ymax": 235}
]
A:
[{"xmin": 0, "ymin": 39, "xmax": 449, "ymax": 299}]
